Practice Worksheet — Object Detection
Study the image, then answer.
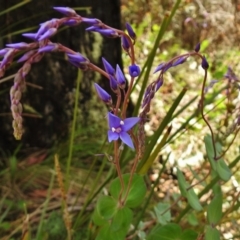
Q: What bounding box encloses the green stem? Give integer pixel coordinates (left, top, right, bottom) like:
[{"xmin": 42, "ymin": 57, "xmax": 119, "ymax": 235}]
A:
[{"xmin": 66, "ymin": 70, "xmax": 82, "ymax": 185}]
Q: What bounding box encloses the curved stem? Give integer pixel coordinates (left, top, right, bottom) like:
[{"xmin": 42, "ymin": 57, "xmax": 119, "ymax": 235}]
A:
[{"xmin": 200, "ymin": 69, "xmax": 217, "ymax": 159}]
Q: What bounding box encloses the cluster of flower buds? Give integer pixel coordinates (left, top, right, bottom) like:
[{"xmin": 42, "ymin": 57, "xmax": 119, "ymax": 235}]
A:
[
  {"xmin": 9, "ymin": 63, "xmax": 31, "ymax": 139},
  {"xmin": 0, "ymin": 6, "xmax": 142, "ymax": 145},
  {"xmin": 141, "ymin": 43, "xmax": 211, "ymax": 114}
]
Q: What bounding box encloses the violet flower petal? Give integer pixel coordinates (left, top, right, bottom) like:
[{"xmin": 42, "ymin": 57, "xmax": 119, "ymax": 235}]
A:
[
  {"xmin": 108, "ymin": 112, "xmax": 121, "ymax": 129},
  {"xmin": 108, "ymin": 130, "xmax": 119, "ymax": 142},
  {"xmin": 122, "ymin": 117, "xmax": 140, "ymax": 132},
  {"xmin": 119, "ymin": 132, "xmax": 134, "ymax": 149}
]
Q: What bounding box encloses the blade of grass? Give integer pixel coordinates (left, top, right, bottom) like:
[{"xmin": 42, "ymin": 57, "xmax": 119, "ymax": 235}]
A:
[
  {"xmin": 66, "ymin": 70, "xmax": 82, "ymax": 186},
  {"xmin": 0, "ymin": 0, "xmax": 31, "ymax": 17},
  {"xmin": 35, "ymin": 171, "xmax": 55, "ymax": 240}
]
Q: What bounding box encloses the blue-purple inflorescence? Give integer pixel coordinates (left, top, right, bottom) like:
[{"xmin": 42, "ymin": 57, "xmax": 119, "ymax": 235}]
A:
[
  {"xmin": 107, "ymin": 112, "xmax": 140, "ymax": 149},
  {"xmin": 0, "ymin": 6, "xmax": 143, "ymax": 144}
]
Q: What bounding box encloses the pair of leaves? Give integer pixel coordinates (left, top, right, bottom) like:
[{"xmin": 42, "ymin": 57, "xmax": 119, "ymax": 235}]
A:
[
  {"xmin": 204, "ymin": 135, "xmax": 231, "ymax": 181},
  {"xmin": 177, "ymin": 168, "xmax": 202, "ymax": 211},
  {"xmin": 92, "ymin": 174, "xmax": 146, "ymax": 240},
  {"xmin": 147, "ymin": 223, "xmax": 198, "ymax": 240}
]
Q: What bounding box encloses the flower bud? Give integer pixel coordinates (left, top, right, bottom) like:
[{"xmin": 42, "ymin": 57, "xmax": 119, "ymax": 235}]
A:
[
  {"xmin": 6, "ymin": 42, "xmax": 29, "ymax": 49},
  {"xmin": 116, "ymin": 64, "xmax": 126, "ymax": 88},
  {"xmin": 109, "ymin": 76, "xmax": 118, "ymax": 92},
  {"xmin": 194, "ymin": 42, "xmax": 200, "ymax": 52},
  {"xmin": 94, "ymin": 83, "xmax": 112, "ymax": 104},
  {"xmin": 102, "ymin": 57, "xmax": 115, "ymax": 75},
  {"xmin": 201, "ymin": 56, "xmax": 209, "ymax": 70},
  {"xmin": 126, "ymin": 23, "xmax": 136, "ymax": 40},
  {"xmin": 38, "ymin": 28, "xmax": 57, "ymax": 41},
  {"xmin": 53, "ymin": 7, "xmax": 77, "ymax": 16},
  {"xmin": 121, "ymin": 35, "xmax": 130, "ymax": 51},
  {"xmin": 129, "ymin": 64, "xmax": 140, "ymax": 77}
]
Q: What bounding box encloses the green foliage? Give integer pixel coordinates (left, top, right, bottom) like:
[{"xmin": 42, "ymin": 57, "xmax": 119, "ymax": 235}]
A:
[
  {"xmin": 154, "ymin": 203, "xmax": 171, "ymax": 225},
  {"xmin": 147, "ymin": 223, "xmax": 198, "ymax": 240},
  {"xmin": 110, "ymin": 174, "xmax": 147, "ymax": 208}
]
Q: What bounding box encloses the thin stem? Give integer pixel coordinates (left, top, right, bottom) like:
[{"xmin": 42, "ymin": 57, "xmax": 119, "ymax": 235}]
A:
[
  {"xmin": 114, "ymin": 141, "xmax": 124, "ymax": 201},
  {"xmin": 215, "ymin": 127, "xmax": 240, "ymax": 160},
  {"xmin": 200, "ymin": 69, "xmax": 217, "ymax": 159},
  {"xmin": 122, "ymin": 77, "xmax": 134, "ymax": 119},
  {"xmin": 186, "ymin": 170, "xmax": 211, "ymax": 190},
  {"xmin": 66, "ymin": 70, "xmax": 81, "ymax": 186}
]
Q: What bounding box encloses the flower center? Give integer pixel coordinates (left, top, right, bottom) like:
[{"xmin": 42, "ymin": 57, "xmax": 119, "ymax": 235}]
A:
[{"xmin": 112, "ymin": 126, "xmax": 122, "ymax": 133}]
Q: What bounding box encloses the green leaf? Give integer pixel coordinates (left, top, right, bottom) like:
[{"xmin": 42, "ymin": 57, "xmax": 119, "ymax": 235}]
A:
[
  {"xmin": 154, "ymin": 203, "xmax": 171, "ymax": 225},
  {"xmin": 147, "ymin": 223, "xmax": 182, "ymax": 240},
  {"xmin": 110, "ymin": 207, "xmax": 133, "ymax": 232},
  {"xmin": 110, "ymin": 174, "xmax": 146, "ymax": 208},
  {"xmin": 204, "ymin": 135, "xmax": 231, "ymax": 181},
  {"xmin": 186, "ymin": 189, "xmax": 202, "ymax": 211},
  {"xmin": 216, "ymin": 158, "xmax": 231, "ymax": 181},
  {"xmin": 187, "ymin": 212, "xmax": 198, "ymax": 226},
  {"xmin": 177, "ymin": 168, "xmax": 189, "ymax": 197},
  {"xmin": 96, "ymin": 224, "xmax": 126, "ymax": 240},
  {"xmin": 92, "ymin": 208, "xmax": 108, "ymax": 226},
  {"xmin": 97, "ymin": 196, "xmax": 118, "ymax": 220},
  {"xmin": 207, "ymin": 192, "xmax": 222, "ymax": 225},
  {"xmin": 204, "ymin": 135, "xmax": 217, "ymax": 171},
  {"xmin": 180, "ymin": 229, "xmax": 198, "ymax": 240},
  {"xmin": 205, "ymin": 226, "xmax": 220, "ymax": 240}
]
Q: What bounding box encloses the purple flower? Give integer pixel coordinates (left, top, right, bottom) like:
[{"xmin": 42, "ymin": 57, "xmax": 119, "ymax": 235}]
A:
[
  {"xmin": 53, "ymin": 7, "xmax": 76, "ymax": 16},
  {"xmin": 116, "ymin": 64, "xmax": 126, "ymax": 88},
  {"xmin": 0, "ymin": 48, "xmax": 10, "ymax": 57},
  {"xmin": 126, "ymin": 23, "xmax": 136, "ymax": 40},
  {"xmin": 36, "ymin": 19, "xmax": 59, "ymax": 39},
  {"xmin": 129, "ymin": 64, "xmax": 140, "ymax": 77},
  {"xmin": 67, "ymin": 52, "xmax": 89, "ymax": 63},
  {"xmin": 121, "ymin": 35, "xmax": 130, "ymax": 51},
  {"xmin": 63, "ymin": 19, "xmax": 80, "ymax": 26},
  {"xmin": 81, "ymin": 17, "xmax": 101, "ymax": 25},
  {"xmin": 154, "ymin": 63, "xmax": 165, "ymax": 73},
  {"xmin": 0, "ymin": 49, "xmax": 15, "ymax": 68},
  {"xmin": 22, "ymin": 33, "xmax": 37, "ymax": 41},
  {"xmin": 38, "ymin": 43, "xmax": 59, "ymax": 53},
  {"xmin": 6, "ymin": 42, "xmax": 29, "ymax": 49},
  {"xmin": 102, "ymin": 57, "xmax": 115, "ymax": 75},
  {"xmin": 94, "ymin": 83, "xmax": 112, "ymax": 104},
  {"xmin": 38, "ymin": 28, "xmax": 57, "ymax": 41},
  {"xmin": 109, "ymin": 76, "xmax": 118, "ymax": 92},
  {"xmin": 172, "ymin": 56, "xmax": 188, "ymax": 67},
  {"xmin": 155, "ymin": 77, "xmax": 164, "ymax": 91},
  {"xmin": 194, "ymin": 42, "xmax": 200, "ymax": 52},
  {"xmin": 201, "ymin": 56, "xmax": 209, "ymax": 70},
  {"xmin": 107, "ymin": 112, "xmax": 140, "ymax": 149},
  {"xmin": 95, "ymin": 29, "xmax": 118, "ymax": 38},
  {"xmin": 17, "ymin": 50, "xmax": 36, "ymax": 62}
]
